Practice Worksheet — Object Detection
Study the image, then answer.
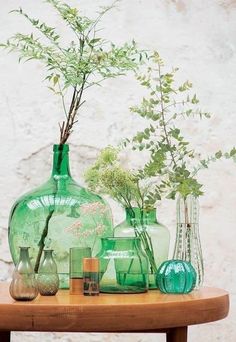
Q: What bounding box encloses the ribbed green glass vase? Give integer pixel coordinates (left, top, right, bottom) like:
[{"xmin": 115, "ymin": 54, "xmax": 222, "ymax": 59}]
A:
[
  {"xmin": 115, "ymin": 207, "xmax": 170, "ymax": 289},
  {"xmin": 8, "ymin": 144, "xmax": 113, "ymax": 289},
  {"xmin": 156, "ymin": 259, "xmax": 197, "ymax": 294},
  {"xmin": 97, "ymin": 237, "xmax": 148, "ymax": 293}
]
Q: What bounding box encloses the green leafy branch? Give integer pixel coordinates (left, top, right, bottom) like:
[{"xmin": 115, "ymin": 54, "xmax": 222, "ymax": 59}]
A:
[{"xmin": 1, "ymin": 0, "xmax": 144, "ymax": 144}]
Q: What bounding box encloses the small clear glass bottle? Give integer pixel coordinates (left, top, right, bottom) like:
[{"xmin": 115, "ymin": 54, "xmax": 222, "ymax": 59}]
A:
[
  {"xmin": 173, "ymin": 194, "xmax": 204, "ymax": 288},
  {"xmin": 9, "ymin": 247, "xmax": 38, "ymax": 301},
  {"xmin": 37, "ymin": 249, "xmax": 59, "ymax": 296}
]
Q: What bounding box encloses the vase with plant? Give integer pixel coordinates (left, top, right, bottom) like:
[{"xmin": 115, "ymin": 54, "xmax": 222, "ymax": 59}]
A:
[
  {"xmin": 1, "ymin": 0, "xmax": 145, "ymax": 288},
  {"xmin": 122, "ymin": 51, "xmax": 236, "ymax": 287},
  {"xmin": 85, "ymin": 146, "xmax": 170, "ymax": 289},
  {"xmin": 86, "ymin": 51, "xmax": 236, "ymax": 288}
]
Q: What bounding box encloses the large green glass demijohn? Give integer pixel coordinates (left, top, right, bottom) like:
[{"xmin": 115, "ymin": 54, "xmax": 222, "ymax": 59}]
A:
[{"xmin": 8, "ymin": 144, "xmax": 113, "ymax": 289}]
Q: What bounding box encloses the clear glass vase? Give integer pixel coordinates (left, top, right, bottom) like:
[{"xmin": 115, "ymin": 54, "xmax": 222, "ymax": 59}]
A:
[
  {"xmin": 8, "ymin": 144, "xmax": 113, "ymax": 289},
  {"xmin": 9, "ymin": 247, "xmax": 38, "ymax": 301},
  {"xmin": 173, "ymin": 194, "xmax": 204, "ymax": 288},
  {"xmin": 37, "ymin": 249, "xmax": 59, "ymax": 296},
  {"xmin": 97, "ymin": 237, "xmax": 148, "ymax": 294},
  {"xmin": 69, "ymin": 247, "xmax": 92, "ymax": 294},
  {"xmin": 114, "ymin": 207, "xmax": 170, "ymax": 289}
]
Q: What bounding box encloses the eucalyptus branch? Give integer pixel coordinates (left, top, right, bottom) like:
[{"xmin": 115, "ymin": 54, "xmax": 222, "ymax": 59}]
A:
[{"xmin": 157, "ymin": 62, "xmax": 177, "ymax": 169}]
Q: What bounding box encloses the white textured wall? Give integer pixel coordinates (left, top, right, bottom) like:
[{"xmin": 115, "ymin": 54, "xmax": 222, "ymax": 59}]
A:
[{"xmin": 0, "ymin": 0, "xmax": 236, "ymax": 341}]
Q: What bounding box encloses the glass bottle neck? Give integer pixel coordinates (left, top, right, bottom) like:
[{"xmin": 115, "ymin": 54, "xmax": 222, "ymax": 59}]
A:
[
  {"xmin": 51, "ymin": 144, "xmax": 71, "ymax": 178},
  {"xmin": 44, "ymin": 250, "xmax": 53, "ymax": 259},
  {"xmin": 125, "ymin": 207, "xmax": 157, "ymax": 225},
  {"xmin": 19, "ymin": 247, "xmax": 30, "ymax": 261}
]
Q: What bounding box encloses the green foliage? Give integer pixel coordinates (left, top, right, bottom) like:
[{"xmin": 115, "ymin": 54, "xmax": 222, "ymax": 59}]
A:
[
  {"xmin": 1, "ymin": 0, "xmax": 144, "ymax": 144},
  {"xmin": 127, "ymin": 51, "xmax": 235, "ymax": 200},
  {"xmin": 86, "ymin": 51, "xmax": 236, "ymax": 207}
]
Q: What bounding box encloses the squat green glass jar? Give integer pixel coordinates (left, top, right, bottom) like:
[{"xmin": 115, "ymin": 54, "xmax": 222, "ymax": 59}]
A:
[
  {"xmin": 97, "ymin": 237, "xmax": 148, "ymax": 293},
  {"xmin": 8, "ymin": 144, "xmax": 113, "ymax": 289}
]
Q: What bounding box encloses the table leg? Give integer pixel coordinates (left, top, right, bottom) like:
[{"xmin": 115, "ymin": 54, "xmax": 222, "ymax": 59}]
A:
[
  {"xmin": 166, "ymin": 326, "xmax": 188, "ymax": 342},
  {"xmin": 0, "ymin": 331, "xmax": 11, "ymax": 342}
]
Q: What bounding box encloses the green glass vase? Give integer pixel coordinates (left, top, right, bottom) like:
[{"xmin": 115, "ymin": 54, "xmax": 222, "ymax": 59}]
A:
[
  {"xmin": 9, "ymin": 247, "xmax": 38, "ymax": 301},
  {"xmin": 8, "ymin": 144, "xmax": 113, "ymax": 289},
  {"xmin": 97, "ymin": 237, "xmax": 148, "ymax": 294},
  {"xmin": 114, "ymin": 207, "xmax": 170, "ymax": 289},
  {"xmin": 156, "ymin": 259, "xmax": 197, "ymax": 294},
  {"xmin": 37, "ymin": 249, "xmax": 59, "ymax": 296}
]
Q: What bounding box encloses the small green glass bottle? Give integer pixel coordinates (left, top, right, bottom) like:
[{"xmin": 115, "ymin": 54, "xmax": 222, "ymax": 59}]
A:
[
  {"xmin": 9, "ymin": 247, "xmax": 38, "ymax": 301},
  {"xmin": 8, "ymin": 144, "xmax": 113, "ymax": 289},
  {"xmin": 37, "ymin": 249, "xmax": 59, "ymax": 296},
  {"xmin": 97, "ymin": 237, "xmax": 148, "ymax": 293}
]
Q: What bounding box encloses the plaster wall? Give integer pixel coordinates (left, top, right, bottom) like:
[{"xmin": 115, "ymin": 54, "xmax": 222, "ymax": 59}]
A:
[{"xmin": 0, "ymin": 0, "xmax": 235, "ymax": 341}]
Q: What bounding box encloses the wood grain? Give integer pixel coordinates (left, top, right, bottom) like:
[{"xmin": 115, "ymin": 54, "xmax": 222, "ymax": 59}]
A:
[
  {"xmin": 167, "ymin": 327, "xmax": 187, "ymax": 342},
  {"xmin": 0, "ymin": 283, "xmax": 229, "ymax": 333}
]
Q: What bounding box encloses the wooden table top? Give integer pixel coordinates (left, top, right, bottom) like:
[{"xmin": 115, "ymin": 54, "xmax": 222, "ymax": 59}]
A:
[{"xmin": 0, "ymin": 282, "xmax": 229, "ymax": 333}]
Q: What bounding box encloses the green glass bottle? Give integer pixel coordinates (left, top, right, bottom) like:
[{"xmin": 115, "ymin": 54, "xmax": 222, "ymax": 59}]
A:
[
  {"xmin": 115, "ymin": 207, "xmax": 170, "ymax": 289},
  {"xmin": 97, "ymin": 237, "xmax": 148, "ymax": 293},
  {"xmin": 37, "ymin": 249, "xmax": 59, "ymax": 296},
  {"xmin": 8, "ymin": 144, "xmax": 113, "ymax": 289}
]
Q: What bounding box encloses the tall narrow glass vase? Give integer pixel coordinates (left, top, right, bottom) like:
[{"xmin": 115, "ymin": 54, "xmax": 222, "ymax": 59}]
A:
[
  {"xmin": 173, "ymin": 194, "xmax": 204, "ymax": 288},
  {"xmin": 8, "ymin": 144, "xmax": 113, "ymax": 289}
]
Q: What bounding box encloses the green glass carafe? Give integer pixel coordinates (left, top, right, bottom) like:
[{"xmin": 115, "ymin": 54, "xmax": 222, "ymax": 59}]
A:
[
  {"xmin": 8, "ymin": 144, "xmax": 113, "ymax": 289},
  {"xmin": 97, "ymin": 237, "xmax": 148, "ymax": 293},
  {"xmin": 115, "ymin": 207, "xmax": 170, "ymax": 289}
]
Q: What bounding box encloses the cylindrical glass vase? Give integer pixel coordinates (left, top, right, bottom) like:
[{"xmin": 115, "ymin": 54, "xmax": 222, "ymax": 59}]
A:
[
  {"xmin": 173, "ymin": 194, "xmax": 204, "ymax": 288},
  {"xmin": 97, "ymin": 237, "xmax": 148, "ymax": 293},
  {"xmin": 69, "ymin": 247, "xmax": 91, "ymax": 294},
  {"xmin": 115, "ymin": 207, "xmax": 170, "ymax": 289},
  {"xmin": 8, "ymin": 144, "xmax": 113, "ymax": 289}
]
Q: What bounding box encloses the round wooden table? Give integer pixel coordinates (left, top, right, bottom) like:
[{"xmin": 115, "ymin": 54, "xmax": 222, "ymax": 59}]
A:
[{"xmin": 0, "ymin": 283, "xmax": 229, "ymax": 342}]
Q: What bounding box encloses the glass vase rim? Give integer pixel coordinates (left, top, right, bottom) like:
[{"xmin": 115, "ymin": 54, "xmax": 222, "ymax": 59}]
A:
[
  {"xmin": 125, "ymin": 207, "xmax": 156, "ymax": 212},
  {"xmin": 69, "ymin": 247, "xmax": 92, "ymax": 252},
  {"xmin": 101, "ymin": 237, "xmax": 141, "ymax": 242}
]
